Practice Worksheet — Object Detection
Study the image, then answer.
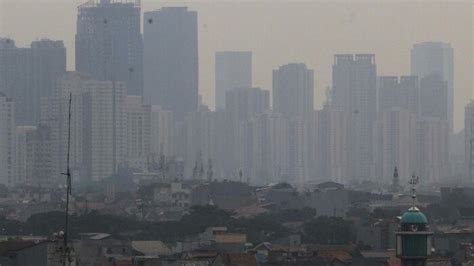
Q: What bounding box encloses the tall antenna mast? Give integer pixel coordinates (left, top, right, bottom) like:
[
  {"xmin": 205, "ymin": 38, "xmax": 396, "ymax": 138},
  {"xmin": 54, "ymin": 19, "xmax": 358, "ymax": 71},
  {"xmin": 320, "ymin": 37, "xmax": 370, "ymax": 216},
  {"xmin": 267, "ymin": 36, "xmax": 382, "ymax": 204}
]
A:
[{"xmin": 60, "ymin": 93, "xmax": 73, "ymax": 265}]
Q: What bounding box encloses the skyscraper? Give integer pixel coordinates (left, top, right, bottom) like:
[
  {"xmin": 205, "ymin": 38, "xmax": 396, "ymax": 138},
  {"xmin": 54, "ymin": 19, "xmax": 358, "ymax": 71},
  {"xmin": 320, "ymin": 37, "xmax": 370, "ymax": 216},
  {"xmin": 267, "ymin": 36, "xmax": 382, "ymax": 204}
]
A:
[
  {"xmin": 223, "ymin": 87, "xmax": 270, "ymax": 179},
  {"xmin": 75, "ymin": 0, "xmax": 143, "ymax": 95},
  {"xmin": 241, "ymin": 112, "xmax": 288, "ymax": 184},
  {"xmin": 411, "ymin": 42, "xmax": 453, "ymax": 133},
  {"xmin": 144, "ymin": 7, "xmax": 198, "ymax": 121},
  {"xmin": 373, "ymin": 108, "xmax": 417, "ymax": 183},
  {"xmin": 312, "ymin": 107, "xmax": 351, "ymax": 183},
  {"xmin": 0, "ymin": 38, "xmax": 66, "ymax": 125},
  {"xmin": 466, "ymin": 101, "xmax": 474, "ymax": 180},
  {"xmin": 331, "ymin": 54, "xmax": 377, "ymax": 181},
  {"xmin": 51, "ymin": 72, "xmax": 127, "ymax": 182},
  {"xmin": 415, "ymin": 118, "xmax": 449, "ymax": 182},
  {"xmin": 150, "ymin": 105, "xmax": 174, "ymax": 159},
  {"xmin": 0, "ymin": 93, "xmax": 15, "ymax": 186},
  {"xmin": 125, "ymin": 96, "xmax": 151, "ymax": 170},
  {"xmin": 215, "ymin": 51, "xmax": 252, "ymax": 110},
  {"xmin": 272, "ymin": 63, "xmax": 314, "ymax": 120},
  {"xmin": 419, "ymin": 74, "xmax": 448, "ymax": 121},
  {"xmin": 378, "ymin": 76, "xmax": 419, "ymax": 114}
]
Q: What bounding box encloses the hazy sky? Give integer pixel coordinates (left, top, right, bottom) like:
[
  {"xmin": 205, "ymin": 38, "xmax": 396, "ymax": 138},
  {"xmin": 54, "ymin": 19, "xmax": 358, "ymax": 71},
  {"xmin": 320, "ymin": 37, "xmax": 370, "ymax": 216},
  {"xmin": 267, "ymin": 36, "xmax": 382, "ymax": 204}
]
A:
[{"xmin": 0, "ymin": 0, "xmax": 472, "ymax": 131}]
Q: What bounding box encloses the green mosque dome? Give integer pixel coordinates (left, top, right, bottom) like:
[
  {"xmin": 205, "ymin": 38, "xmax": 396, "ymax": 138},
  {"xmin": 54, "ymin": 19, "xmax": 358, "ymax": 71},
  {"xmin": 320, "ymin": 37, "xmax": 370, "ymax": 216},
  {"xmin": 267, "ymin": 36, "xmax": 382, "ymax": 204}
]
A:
[{"xmin": 401, "ymin": 207, "xmax": 428, "ymax": 224}]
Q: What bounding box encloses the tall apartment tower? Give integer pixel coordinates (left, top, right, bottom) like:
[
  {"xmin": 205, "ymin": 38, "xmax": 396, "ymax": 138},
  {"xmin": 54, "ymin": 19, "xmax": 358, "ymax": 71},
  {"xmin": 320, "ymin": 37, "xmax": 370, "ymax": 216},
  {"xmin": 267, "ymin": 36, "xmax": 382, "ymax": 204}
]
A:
[
  {"xmin": 373, "ymin": 109, "xmax": 417, "ymax": 183},
  {"xmin": 144, "ymin": 7, "xmax": 198, "ymax": 121},
  {"xmin": 419, "ymin": 74, "xmax": 448, "ymax": 121},
  {"xmin": 150, "ymin": 105, "xmax": 174, "ymax": 159},
  {"xmin": 331, "ymin": 54, "xmax": 377, "ymax": 181},
  {"xmin": 215, "ymin": 51, "xmax": 252, "ymax": 110},
  {"xmin": 273, "ymin": 63, "xmax": 314, "ymax": 120},
  {"xmin": 223, "ymin": 87, "xmax": 270, "ymax": 179},
  {"xmin": 75, "ymin": 0, "xmax": 143, "ymax": 95},
  {"xmin": 52, "ymin": 72, "xmax": 126, "ymax": 182},
  {"xmin": 312, "ymin": 106, "xmax": 351, "ymax": 183},
  {"xmin": 0, "ymin": 93, "xmax": 15, "ymax": 186},
  {"xmin": 415, "ymin": 118, "xmax": 449, "ymax": 182},
  {"xmin": 125, "ymin": 96, "xmax": 151, "ymax": 170},
  {"xmin": 0, "ymin": 38, "xmax": 66, "ymax": 125},
  {"xmin": 378, "ymin": 76, "xmax": 419, "ymax": 114},
  {"xmin": 466, "ymin": 101, "xmax": 474, "ymax": 180},
  {"xmin": 411, "ymin": 42, "xmax": 453, "ymax": 133},
  {"xmin": 241, "ymin": 112, "xmax": 288, "ymax": 185}
]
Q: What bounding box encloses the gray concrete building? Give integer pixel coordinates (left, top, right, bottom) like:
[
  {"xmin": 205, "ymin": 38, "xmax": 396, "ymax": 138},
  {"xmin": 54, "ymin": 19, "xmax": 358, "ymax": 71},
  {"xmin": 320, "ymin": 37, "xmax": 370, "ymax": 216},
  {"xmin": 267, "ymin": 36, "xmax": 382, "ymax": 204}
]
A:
[
  {"xmin": 0, "ymin": 38, "xmax": 66, "ymax": 125},
  {"xmin": 272, "ymin": 63, "xmax": 314, "ymax": 120},
  {"xmin": 331, "ymin": 54, "xmax": 377, "ymax": 181},
  {"xmin": 215, "ymin": 51, "xmax": 252, "ymax": 110},
  {"xmin": 75, "ymin": 0, "xmax": 143, "ymax": 95},
  {"xmin": 144, "ymin": 7, "xmax": 198, "ymax": 121},
  {"xmin": 411, "ymin": 42, "xmax": 453, "ymax": 133}
]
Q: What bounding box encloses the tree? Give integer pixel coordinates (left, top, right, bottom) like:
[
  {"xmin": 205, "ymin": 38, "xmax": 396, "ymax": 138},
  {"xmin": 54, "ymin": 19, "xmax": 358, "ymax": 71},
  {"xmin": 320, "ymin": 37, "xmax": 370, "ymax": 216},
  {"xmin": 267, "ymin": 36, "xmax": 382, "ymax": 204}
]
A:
[{"xmin": 303, "ymin": 216, "xmax": 355, "ymax": 245}]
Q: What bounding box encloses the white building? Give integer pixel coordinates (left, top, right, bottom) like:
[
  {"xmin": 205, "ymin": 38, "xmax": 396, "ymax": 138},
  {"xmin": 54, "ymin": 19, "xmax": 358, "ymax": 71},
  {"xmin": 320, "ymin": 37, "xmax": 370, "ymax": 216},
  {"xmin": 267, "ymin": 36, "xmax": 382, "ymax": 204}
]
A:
[
  {"xmin": 51, "ymin": 72, "xmax": 127, "ymax": 182},
  {"xmin": 151, "ymin": 105, "xmax": 174, "ymax": 159},
  {"xmin": 125, "ymin": 96, "xmax": 151, "ymax": 170}
]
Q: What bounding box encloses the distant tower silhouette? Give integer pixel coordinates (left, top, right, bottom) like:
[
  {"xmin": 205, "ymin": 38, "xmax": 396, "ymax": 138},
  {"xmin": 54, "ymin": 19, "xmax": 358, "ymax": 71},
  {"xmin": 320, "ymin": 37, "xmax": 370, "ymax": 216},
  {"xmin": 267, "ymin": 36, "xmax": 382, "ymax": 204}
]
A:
[{"xmin": 392, "ymin": 167, "xmax": 400, "ymax": 192}]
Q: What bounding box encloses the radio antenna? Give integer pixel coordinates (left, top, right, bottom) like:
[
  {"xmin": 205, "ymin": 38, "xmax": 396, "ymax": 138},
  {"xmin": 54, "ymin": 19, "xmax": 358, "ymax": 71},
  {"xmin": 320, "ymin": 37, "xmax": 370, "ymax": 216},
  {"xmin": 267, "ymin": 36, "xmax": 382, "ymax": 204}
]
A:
[{"xmin": 60, "ymin": 93, "xmax": 73, "ymax": 265}]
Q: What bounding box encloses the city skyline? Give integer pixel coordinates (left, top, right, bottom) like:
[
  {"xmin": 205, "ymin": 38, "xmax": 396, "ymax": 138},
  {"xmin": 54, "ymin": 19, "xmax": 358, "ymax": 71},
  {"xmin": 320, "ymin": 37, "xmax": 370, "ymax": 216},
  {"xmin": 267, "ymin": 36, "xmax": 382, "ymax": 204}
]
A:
[{"xmin": 1, "ymin": 0, "xmax": 472, "ymax": 131}]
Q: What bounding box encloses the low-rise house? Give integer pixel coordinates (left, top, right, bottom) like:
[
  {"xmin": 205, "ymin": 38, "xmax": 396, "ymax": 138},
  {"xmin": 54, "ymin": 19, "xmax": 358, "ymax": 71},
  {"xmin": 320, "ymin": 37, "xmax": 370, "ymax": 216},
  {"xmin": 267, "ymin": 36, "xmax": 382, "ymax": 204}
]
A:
[{"xmin": 211, "ymin": 253, "xmax": 258, "ymax": 266}]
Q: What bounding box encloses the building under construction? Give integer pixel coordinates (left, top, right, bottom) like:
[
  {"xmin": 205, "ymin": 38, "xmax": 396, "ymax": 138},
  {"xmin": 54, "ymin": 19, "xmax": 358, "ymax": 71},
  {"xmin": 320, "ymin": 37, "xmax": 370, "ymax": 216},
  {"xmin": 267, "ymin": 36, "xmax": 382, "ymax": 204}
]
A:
[{"xmin": 75, "ymin": 0, "xmax": 143, "ymax": 95}]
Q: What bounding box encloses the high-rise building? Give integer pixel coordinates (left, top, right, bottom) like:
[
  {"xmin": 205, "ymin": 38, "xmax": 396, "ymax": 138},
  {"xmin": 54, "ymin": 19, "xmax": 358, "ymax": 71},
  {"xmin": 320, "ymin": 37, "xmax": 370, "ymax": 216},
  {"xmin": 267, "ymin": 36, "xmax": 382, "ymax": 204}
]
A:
[
  {"xmin": 0, "ymin": 93, "xmax": 15, "ymax": 186},
  {"xmin": 51, "ymin": 72, "xmax": 127, "ymax": 182},
  {"xmin": 144, "ymin": 7, "xmax": 198, "ymax": 121},
  {"xmin": 415, "ymin": 118, "xmax": 449, "ymax": 182},
  {"xmin": 33, "ymin": 124, "xmax": 55, "ymax": 186},
  {"xmin": 419, "ymin": 74, "xmax": 448, "ymax": 121},
  {"xmin": 373, "ymin": 108, "xmax": 417, "ymax": 183},
  {"xmin": 150, "ymin": 105, "xmax": 174, "ymax": 159},
  {"xmin": 331, "ymin": 54, "xmax": 377, "ymax": 181},
  {"xmin": 15, "ymin": 126, "xmax": 36, "ymax": 185},
  {"xmin": 14, "ymin": 124, "xmax": 55, "ymax": 187},
  {"xmin": 241, "ymin": 112, "xmax": 288, "ymax": 184},
  {"xmin": 215, "ymin": 51, "xmax": 252, "ymax": 110},
  {"xmin": 180, "ymin": 108, "xmax": 217, "ymax": 179},
  {"xmin": 411, "ymin": 42, "xmax": 453, "ymax": 133},
  {"xmin": 75, "ymin": 0, "xmax": 143, "ymax": 95},
  {"xmin": 466, "ymin": 101, "xmax": 474, "ymax": 180},
  {"xmin": 311, "ymin": 106, "xmax": 351, "ymax": 183},
  {"xmin": 378, "ymin": 76, "xmax": 419, "ymax": 114},
  {"xmin": 0, "ymin": 38, "xmax": 66, "ymax": 125},
  {"xmin": 273, "ymin": 63, "xmax": 314, "ymax": 120},
  {"xmin": 222, "ymin": 87, "xmax": 270, "ymax": 179},
  {"xmin": 225, "ymin": 87, "xmax": 270, "ymax": 122},
  {"xmin": 125, "ymin": 96, "xmax": 151, "ymax": 170}
]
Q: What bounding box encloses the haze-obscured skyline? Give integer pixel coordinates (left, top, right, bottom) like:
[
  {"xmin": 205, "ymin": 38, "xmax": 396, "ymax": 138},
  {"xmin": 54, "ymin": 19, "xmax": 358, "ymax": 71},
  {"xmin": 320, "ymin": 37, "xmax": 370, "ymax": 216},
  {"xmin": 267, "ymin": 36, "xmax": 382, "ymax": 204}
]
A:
[{"xmin": 0, "ymin": 0, "xmax": 472, "ymax": 131}]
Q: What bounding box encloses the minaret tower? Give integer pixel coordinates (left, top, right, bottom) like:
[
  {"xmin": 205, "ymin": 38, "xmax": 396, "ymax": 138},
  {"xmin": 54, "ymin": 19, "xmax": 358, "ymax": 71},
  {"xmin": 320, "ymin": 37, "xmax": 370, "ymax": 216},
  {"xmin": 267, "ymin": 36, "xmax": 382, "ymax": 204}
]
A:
[
  {"xmin": 396, "ymin": 175, "xmax": 433, "ymax": 266},
  {"xmin": 392, "ymin": 167, "xmax": 400, "ymax": 193}
]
